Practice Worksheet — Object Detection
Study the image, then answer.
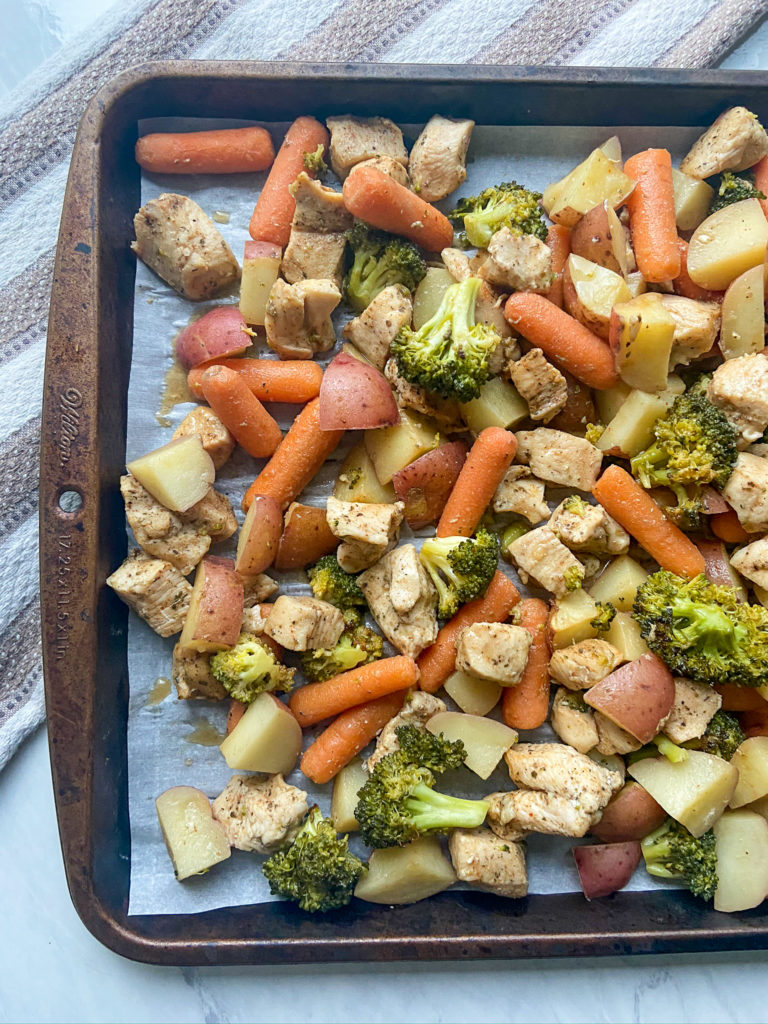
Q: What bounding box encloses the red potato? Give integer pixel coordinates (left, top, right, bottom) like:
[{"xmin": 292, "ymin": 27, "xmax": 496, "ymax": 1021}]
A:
[
  {"xmin": 175, "ymin": 306, "xmax": 253, "ymax": 370},
  {"xmin": 235, "ymin": 494, "xmax": 283, "ymax": 576},
  {"xmin": 570, "ymin": 201, "xmax": 633, "ymax": 276},
  {"xmin": 318, "ymin": 352, "xmax": 400, "ymax": 430},
  {"xmin": 179, "ymin": 556, "xmax": 244, "ymax": 653},
  {"xmin": 273, "ymin": 502, "xmax": 339, "ymax": 571},
  {"xmin": 696, "ymin": 538, "xmax": 747, "ymax": 598},
  {"xmin": 226, "ymin": 698, "xmax": 247, "ymax": 735},
  {"xmin": 701, "ymin": 487, "xmax": 729, "ymax": 515},
  {"xmin": 573, "ymin": 842, "xmax": 642, "ymax": 900},
  {"xmin": 391, "ymin": 441, "xmax": 468, "ymax": 529},
  {"xmin": 545, "ymin": 370, "xmax": 597, "ymax": 435},
  {"xmin": 590, "ymin": 781, "xmax": 668, "ymax": 843},
  {"xmin": 584, "ymin": 653, "xmax": 675, "ymax": 744}
]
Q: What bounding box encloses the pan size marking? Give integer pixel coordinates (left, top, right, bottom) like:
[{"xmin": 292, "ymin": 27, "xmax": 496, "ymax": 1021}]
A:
[
  {"xmin": 55, "ymin": 534, "xmax": 73, "ymax": 661},
  {"xmin": 58, "ymin": 388, "xmax": 83, "ymax": 467}
]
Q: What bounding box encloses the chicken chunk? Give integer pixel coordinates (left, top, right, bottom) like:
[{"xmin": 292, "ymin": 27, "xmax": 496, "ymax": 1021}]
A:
[
  {"xmin": 132, "ymin": 193, "xmax": 239, "ymax": 300},
  {"xmin": 488, "ymin": 789, "xmax": 597, "ymax": 838},
  {"xmin": 178, "ymin": 488, "xmax": 238, "ymax": 543},
  {"xmin": 106, "ymin": 550, "xmax": 191, "ymax": 638},
  {"xmin": 731, "ymin": 536, "xmax": 768, "ymax": 589},
  {"xmin": 448, "ymin": 827, "xmax": 528, "ymax": 899},
  {"xmin": 265, "ymin": 277, "xmax": 341, "ymax": 359},
  {"xmin": 241, "ymin": 604, "xmax": 270, "ymax": 635},
  {"xmin": 479, "ymin": 229, "xmax": 553, "ymax": 294},
  {"xmin": 659, "ymin": 295, "xmax": 721, "ymax": 368},
  {"xmin": 388, "ymin": 544, "xmax": 426, "ymax": 616},
  {"xmin": 492, "ymin": 466, "xmax": 550, "ymax": 525},
  {"xmin": 707, "ymin": 354, "xmax": 768, "ymax": 446},
  {"xmin": 455, "ymin": 623, "xmax": 532, "ymax": 685},
  {"xmin": 507, "ymin": 526, "xmax": 585, "ymax": 598},
  {"xmin": 326, "ymin": 115, "xmax": 408, "ymax": 179},
  {"xmin": 441, "ymin": 247, "xmax": 472, "ymax": 282},
  {"xmin": 484, "ymin": 794, "xmax": 528, "ymax": 842},
  {"xmin": 172, "ymin": 406, "xmax": 235, "ymax": 470},
  {"xmin": 548, "ymin": 639, "xmax": 623, "ymax": 690},
  {"xmin": 358, "ymin": 545, "xmax": 438, "ymax": 659},
  {"xmin": 680, "ymin": 106, "xmax": 768, "ymax": 179},
  {"xmin": 341, "ymin": 285, "xmax": 413, "ymax": 369},
  {"xmin": 408, "ymin": 115, "xmax": 474, "ymax": 202},
  {"xmin": 506, "ymin": 348, "xmax": 567, "ymax": 423},
  {"xmin": 355, "ymin": 155, "xmax": 411, "ymax": 188},
  {"xmin": 325, "ymin": 496, "xmax": 404, "ymax": 573},
  {"xmin": 212, "ymin": 774, "xmax": 309, "ymax": 854},
  {"xmin": 171, "ymin": 643, "xmax": 227, "ymax": 700},
  {"xmin": 663, "ymin": 677, "xmax": 722, "ymax": 744},
  {"xmin": 282, "ymin": 231, "xmax": 347, "ymax": 288},
  {"xmin": 721, "ymin": 453, "xmax": 768, "ymax": 534},
  {"xmin": 550, "ymin": 688, "xmax": 599, "ymax": 753},
  {"xmin": 594, "ymin": 711, "xmax": 642, "ymax": 756},
  {"xmin": 288, "ymin": 172, "xmax": 353, "ymax": 233},
  {"xmin": 367, "ymin": 691, "xmax": 446, "ymax": 769},
  {"xmin": 384, "ymin": 358, "xmax": 464, "ymax": 432},
  {"xmin": 263, "ymin": 595, "xmax": 345, "ymax": 651},
  {"xmin": 548, "ymin": 498, "xmax": 630, "ymax": 556},
  {"xmin": 241, "ymin": 574, "xmax": 278, "ymax": 608},
  {"xmin": 515, "ymin": 428, "xmax": 603, "ymax": 491}
]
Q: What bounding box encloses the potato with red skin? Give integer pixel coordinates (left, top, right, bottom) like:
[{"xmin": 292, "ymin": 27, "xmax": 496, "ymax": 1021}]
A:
[
  {"xmin": 573, "ymin": 841, "xmax": 641, "ymax": 899},
  {"xmin": 584, "ymin": 653, "xmax": 675, "ymax": 744},
  {"xmin": 318, "ymin": 352, "xmax": 400, "ymax": 430},
  {"xmin": 235, "ymin": 495, "xmax": 283, "ymax": 576},
  {"xmin": 590, "ymin": 781, "xmax": 667, "ymax": 843},
  {"xmin": 273, "ymin": 503, "xmax": 339, "ymax": 571},
  {"xmin": 391, "ymin": 441, "xmax": 468, "ymax": 529},
  {"xmin": 570, "ymin": 201, "xmax": 633, "ymax": 277},
  {"xmin": 175, "ymin": 306, "xmax": 253, "ymax": 369},
  {"xmin": 226, "ymin": 699, "xmax": 247, "ymax": 735},
  {"xmin": 179, "ymin": 556, "xmax": 244, "ymax": 653}
]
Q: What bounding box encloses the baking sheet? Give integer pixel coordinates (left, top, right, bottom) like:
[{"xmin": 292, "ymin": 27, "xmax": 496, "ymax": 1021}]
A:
[{"xmin": 126, "ymin": 119, "xmax": 699, "ymax": 916}]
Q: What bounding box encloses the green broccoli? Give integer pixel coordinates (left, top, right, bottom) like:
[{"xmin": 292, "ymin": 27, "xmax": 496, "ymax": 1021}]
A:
[
  {"xmin": 641, "ymin": 819, "xmax": 717, "ymax": 901},
  {"xmin": 391, "ymin": 277, "xmax": 501, "ymax": 402},
  {"xmin": 630, "ymin": 377, "xmax": 738, "ymax": 530},
  {"xmin": 564, "ymin": 564, "xmax": 586, "ymax": 593},
  {"xmin": 633, "ymin": 570, "xmax": 768, "ymax": 688},
  {"xmin": 591, "ymin": 601, "xmax": 617, "ymax": 632},
  {"xmin": 448, "ymin": 181, "xmax": 547, "ymax": 249},
  {"xmin": 684, "ymin": 710, "xmax": 745, "ymax": 761},
  {"xmin": 303, "ymin": 143, "xmax": 328, "ymax": 178},
  {"xmin": 710, "ymin": 171, "xmax": 766, "ymax": 213},
  {"xmin": 355, "ymin": 725, "xmax": 489, "ymax": 848},
  {"xmin": 343, "ymin": 221, "xmax": 427, "ymax": 313},
  {"xmin": 300, "ymin": 610, "xmax": 383, "ymax": 683},
  {"xmin": 585, "ymin": 423, "xmax": 606, "ymax": 446},
  {"xmin": 562, "ymin": 495, "xmax": 590, "ymax": 516},
  {"xmin": 262, "ymin": 807, "xmax": 365, "ymax": 913},
  {"xmin": 419, "ymin": 528, "xmax": 500, "ymax": 619},
  {"xmin": 210, "ymin": 633, "xmax": 295, "ymax": 702},
  {"xmin": 629, "ymin": 735, "xmax": 690, "ymax": 765},
  {"xmin": 308, "ymin": 555, "xmax": 367, "ymax": 610},
  {"xmin": 499, "ymin": 518, "xmax": 530, "ymax": 562}
]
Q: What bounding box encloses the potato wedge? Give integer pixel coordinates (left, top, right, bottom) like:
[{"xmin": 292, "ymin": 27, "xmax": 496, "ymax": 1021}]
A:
[
  {"xmin": 671, "ymin": 168, "xmax": 714, "ymax": 232},
  {"xmin": 426, "ymin": 711, "xmax": 517, "ymax": 780},
  {"xmin": 413, "ymin": 266, "xmax": 454, "ymax": 329},
  {"xmin": 570, "ymin": 201, "xmax": 634, "ymax": 277},
  {"xmin": 127, "ymin": 435, "xmax": 215, "ymax": 513},
  {"xmin": 331, "ymin": 757, "xmax": 368, "ymax": 833},
  {"xmin": 729, "ymin": 737, "xmax": 768, "ymax": 808},
  {"xmin": 460, "ymin": 377, "xmax": 529, "ymax": 433},
  {"xmin": 584, "ymin": 653, "xmax": 675, "ymax": 744},
  {"xmin": 595, "ymin": 381, "xmax": 631, "ymax": 424},
  {"xmin": 543, "ymin": 149, "xmax": 635, "ymax": 229},
  {"xmin": 155, "ymin": 786, "xmax": 231, "ymax": 881},
  {"xmin": 235, "ymin": 494, "xmax": 283, "ymax": 576},
  {"xmin": 549, "ymin": 588, "xmax": 599, "ymax": 649},
  {"xmin": 604, "ymin": 612, "xmax": 650, "ymax": 662},
  {"xmin": 354, "ymin": 837, "xmax": 456, "ymax": 904},
  {"xmin": 219, "ymin": 692, "xmax": 302, "ymax": 775},
  {"xmin": 609, "ymin": 293, "xmax": 676, "ymax": 393},
  {"xmin": 714, "ymin": 810, "xmax": 768, "ymax": 912},
  {"xmin": 179, "ymin": 557, "xmax": 243, "ymax": 654},
  {"xmin": 444, "ymin": 670, "xmax": 502, "ymax": 717},
  {"xmin": 628, "ymin": 750, "xmax": 738, "ymax": 837},
  {"xmin": 687, "ymin": 198, "xmax": 768, "ymax": 291},
  {"xmin": 590, "ymin": 781, "xmax": 667, "ymax": 843},
  {"xmin": 364, "ymin": 408, "xmax": 439, "ymax": 484},
  {"xmin": 334, "ymin": 443, "xmax": 397, "ymax": 504},
  {"xmin": 588, "ymin": 555, "xmax": 648, "ymax": 612},
  {"xmin": 563, "ymin": 254, "xmax": 631, "ymax": 339},
  {"xmin": 720, "ymin": 264, "xmax": 766, "ymax": 360},
  {"xmin": 240, "ymin": 240, "xmax": 282, "ymax": 326}
]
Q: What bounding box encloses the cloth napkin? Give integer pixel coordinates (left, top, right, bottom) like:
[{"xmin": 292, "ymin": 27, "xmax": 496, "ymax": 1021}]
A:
[{"xmin": 0, "ymin": 0, "xmax": 764, "ymax": 771}]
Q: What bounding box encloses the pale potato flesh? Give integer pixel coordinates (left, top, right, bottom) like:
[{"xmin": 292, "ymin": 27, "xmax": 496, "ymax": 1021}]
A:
[
  {"xmin": 720, "ymin": 264, "xmax": 766, "ymax": 360},
  {"xmin": 628, "ymin": 751, "xmax": 738, "ymax": 837},
  {"xmin": 364, "ymin": 408, "xmax": 439, "ymax": 484},
  {"xmin": 239, "ymin": 247, "xmax": 282, "ymax": 326},
  {"xmin": 155, "ymin": 786, "xmax": 231, "ymax": 881},
  {"xmin": 671, "ymin": 168, "xmax": 714, "ymax": 232},
  {"xmin": 687, "ymin": 198, "xmax": 768, "ymax": 291},
  {"xmin": 413, "ymin": 267, "xmax": 454, "ymax": 329},
  {"xmin": 729, "ymin": 737, "xmax": 768, "ymax": 808},
  {"xmin": 713, "ymin": 810, "xmax": 768, "ymax": 913},
  {"xmin": 219, "ymin": 693, "xmax": 303, "ymax": 775},
  {"xmin": 564, "ymin": 254, "xmax": 631, "ymax": 339},
  {"xmin": 588, "ymin": 555, "xmax": 648, "ymax": 613},
  {"xmin": 460, "ymin": 378, "xmax": 529, "ymax": 433},
  {"xmin": 549, "ymin": 588, "xmax": 599, "ymax": 649},
  {"xmin": 604, "ymin": 612, "xmax": 650, "ymax": 662},
  {"xmin": 595, "ymin": 381, "xmax": 631, "ymax": 424},
  {"xmin": 597, "ymin": 376, "xmax": 684, "ymax": 458},
  {"xmin": 610, "ymin": 294, "xmax": 676, "ymax": 393},
  {"xmin": 426, "ymin": 711, "xmax": 517, "ymax": 780},
  {"xmin": 331, "ymin": 757, "xmax": 368, "ymax": 833},
  {"xmin": 334, "ymin": 442, "xmax": 397, "ymax": 503},
  {"xmin": 543, "ymin": 149, "xmax": 635, "ymax": 229},
  {"xmin": 354, "ymin": 837, "xmax": 457, "ymax": 904},
  {"xmin": 127, "ymin": 435, "xmax": 215, "ymax": 513},
  {"xmin": 443, "ymin": 670, "xmax": 502, "ymax": 717}
]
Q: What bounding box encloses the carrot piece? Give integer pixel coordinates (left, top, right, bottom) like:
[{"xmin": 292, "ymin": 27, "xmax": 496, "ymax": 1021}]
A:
[
  {"xmin": 623, "ymin": 149, "xmax": 681, "ymax": 283},
  {"xmin": 711, "ymin": 509, "xmax": 751, "ymax": 544},
  {"xmin": 200, "ymin": 365, "xmax": 282, "ymax": 459},
  {"xmin": 753, "ymin": 155, "xmax": 768, "ymax": 220},
  {"xmin": 417, "ymin": 571, "xmax": 521, "ymax": 695},
  {"xmin": 436, "ymin": 427, "xmax": 517, "ymax": 538},
  {"xmin": 273, "ymin": 503, "xmax": 339, "ymax": 571},
  {"xmin": 249, "ymin": 116, "xmax": 329, "ymax": 247},
  {"xmin": 226, "ymin": 699, "xmax": 247, "ymax": 735},
  {"xmin": 188, "ymin": 358, "xmax": 323, "ymax": 403},
  {"xmin": 504, "ymin": 293, "xmax": 619, "ymax": 390},
  {"xmin": 300, "ymin": 690, "xmax": 408, "ymax": 784},
  {"xmin": 289, "ymin": 656, "xmax": 419, "ymax": 728},
  {"xmin": 135, "ymin": 126, "xmax": 274, "ymax": 175},
  {"xmin": 546, "ymin": 225, "xmax": 571, "ymax": 309},
  {"xmin": 716, "ymin": 684, "xmax": 768, "ymax": 712},
  {"xmin": 592, "ymin": 465, "xmax": 705, "ymax": 579},
  {"xmin": 342, "ymin": 164, "xmax": 454, "ymax": 252},
  {"xmin": 501, "ymin": 599, "xmax": 551, "ymax": 731},
  {"xmin": 672, "ymin": 239, "xmax": 724, "ymax": 303},
  {"xmin": 242, "ymin": 398, "xmax": 343, "ymax": 512}
]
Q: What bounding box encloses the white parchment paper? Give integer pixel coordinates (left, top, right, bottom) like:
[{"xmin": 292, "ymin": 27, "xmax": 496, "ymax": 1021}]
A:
[{"xmin": 126, "ymin": 120, "xmax": 699, "ymax": 916}]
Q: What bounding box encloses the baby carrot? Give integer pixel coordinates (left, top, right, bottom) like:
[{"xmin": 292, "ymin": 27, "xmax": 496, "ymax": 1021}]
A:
[
  {"xmin": 342, "ymin": 164, "xmax": 454, "ymax": 252},
  {"xmin": 188, "ymin": 358, "xmax": 323, "ymax": 403},
  {"xmin": 289, "ymin": 656, "xmax": 419, "ymax": 728},
  {"xmin": 711, "ymin": 509, "xmax": 751, "ymax": 544},
  {"xmin": 501, "ymin": 599, "xmax": 550, "ymax": 731},
  {"xmin": 504, "ymin": 293, "xmax": 619, "ymax": 390},
  {"xmin": 300, "ymin": 690, "xmax": 408, "ymax": 784},
  {"xmin": 135, "ymin": 126, "xmax": 274, "ymax": 175},
  {"xmin": 273, "ymin": 503, "xmax": 339, "ymax": 571},
  {"xmin": 200, "ymin": 365, "xmax": 282, "ymax": 459},
  {"xmin": 436, "ymin": 427, "xmax": 517, "ymax": 538},
  {"xmin": 242, "ymin": 398, "xmax": 344, "ymax": 512},
  {"xmin": 672, "ymin": 239, "xmax": 723, "ymax": 303},
  {"xmin": 624, "ymin": 149, "xmax": 681, "ymax": 283},
  {"xmin": 417, "ymin": 571, "xmax": 521, "ymax": 694},
  {"xmin": 546, "ymin": 224, "xmax": 571, "ymax": 309},
  {"xmin": 249, "ymin": 116, "xmax": 329, "ymax": 247},
  {"xmin": 593, "ymin": 465, "xmax": 705, "ymax": 579}
]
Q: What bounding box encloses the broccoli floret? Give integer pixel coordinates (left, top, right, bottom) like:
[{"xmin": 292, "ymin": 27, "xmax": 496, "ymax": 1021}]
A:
[
  {"xmin": 710, "ymin": 171, "xmax": 766, "ymax": 213},
  {"xmin": 391, "ymin": 277, "xmax": 501, "ymax": 402},
  {"xmin": 343, "ymin": 221, "xmax": 427, "ymax": 313},
  {"xmin": 641, "ymin": 819, "xmax": 717, "ymax": 901},
  {"xmin": 627, "ymin": 734, "xmax": 689, "ymax": 766},
  {"xmin": 685, "ymin": 710, "xmax": 745, "ymax": 761},
  {"xmin": 630, "ymin": 377, "xmax": 738, "ymax": 530},
  {"xmin": 499, "ymin": 518, "xmax": 530, "ymax": 562},
  {"xmin": 308, "ymin": 555, "xmax": 367, "ymax": 610},
  {"xmin": 210, "ymin": 633, "xmax": 295, "ymax": 702},
  {"xmin": 585, "ymin": 423, "xmax": 606, "ymax": 446},
  {"xmin": 591, "ymin": 601, "xmax": 616, "ymax": 632},
  {"xmin": 262, "ymin": 807, "xmax": 365, "ymax": 913},
  {"xmin": 303, "ymin": 143, "xmax": 328, "ymax": 178},
  {"xmin": 355, "ymin": 725, "xmax": 488, "ymax": 848},
  {"xmin": 300, "ymin": 610, "xmax": 383, "ymax": 682},
  {"xmin": 633, "ymin": 570, "xmax": 768, "ymax": 688},
  {"xmin": 419, "ymin": 528, "xmax": 499, "ymax": 619},
  {"xmin": 562, "ymin": 495, "xmax": 590, "ymax": 516},
  {"xmin": 564, "ymin": 564, "xmax": 586, "ymax": 593},
  {"xmin": 449, "ymin": 181, "xmax": 547, "ymax": 249}
]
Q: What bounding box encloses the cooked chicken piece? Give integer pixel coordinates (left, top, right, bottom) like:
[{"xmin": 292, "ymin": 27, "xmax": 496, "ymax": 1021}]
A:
[
  {"xmin": 722, "ymin": 453, "xmax": 768, "ymax": 534},
  {"xmin": 358, "ymin": 545, "xmax": 438, "ymax": 659},
  {"xmin": 171, "ymin": 643, "xmax": 227, "ymax": 700},
  {"xmin": 355, "ymin": 155, "xmax": 411, "ymax": 188},
  {"xmin": 341, "ymin": 285, "xmax": 413, "ymax": 369},
  {"xmin": 659, "ymin": 295, "xmax": 721, "ymax": 368},
  {"xmin": 680, "ymin": 106, "xmax": 768, "ymax": 179},
  {"xmin": 507, "ymin": 348, "xmax": 567, "ymax": 422},
  {"xmin": 550, "ymin": 688, "xmax": 599, "ymax": 753},
  {"xmin": 663, "ymin": 677, "xmax": 722, "ymax": 744},
  {"xmin": 263, "ymin": 595, "xmax": 345, "ymax": 651},
  {"xmin": 707, "ymin": 354, "xmax": 768, "ymax": 446},
  {"xmin": 241, "ymin": 574, "xmax": 278, "ymax": 607},
  {"xmin": 748, "ymin": 441, "xmax": 768, "ymax": 458},
  {"xmin": 488, "ymin": 789, "xmax": 597, "ymax": 838},
  {"xmin": 384, "ymin": 358, "xmax": 464, "ymax": 432},
  {"xmin": 289, "ymin": 172, "xmax": 353, "ymax": 233},
  {"xmin": 548, "ymin": 498, "xmax": 630, "ymax": 556},
  {"xmin": 178, "ymin": 488, "xmax": 238, "ymax": 543},
  {"xmin": 106, "ymin": 550, "xmax": 191, "ymax": 638},
  {"xmin": 388, "ymin": 544, "xmax": 426, "ymax": 615},
  {"xmin": 479, "ymin": 229, "xmax": 553, "ymax": 294},
  {"xmin": 367, "ymin": 691, "xmax": 446, "ymax": 769},
  {"xmin": 325, "ymin": 496, "xmax": 405, "ymax": 572},
  {"xmin": 172, "ymin": 406, "xmax": 235, "ymax": 470},
  {"xmin": 515, "ymin": 428, "xmax": 603, "ymax": 491},
  {"xmin": 212, "ymin": 774, "xmax": 309, "ymax": 854},
  {"xmin": 507, "ymin": 526, "xmax": 585, "ymax": 598},
  {"xmin": 241, "ymin": 604, "xmax": 270, "ymax": 634},
  {"xmin": 326, "ymin": 115, "xmax": 408, "ymax": 179},
  {"xmin": 282, "ymin": 231, "xmax": 347, "ymax": 288},
  {"xmin": 441, "ymin": 247, "xmax": 472, "ymax": 281},
  {"xmin": 492, "ymin": 465, "xmax": 550, "ymax": 525},
  {"xmin": 265, "ymin": 277, "xmax": 341, "ymax": 359},
  {"xmin": 484, "ymin": 793, "xmax": 528, "ymax": 842},
  {"xmin": 578, "ymin": 554, "xmax": 603, "ymax": 581},
  {"xmin": 408, "ymin": 115, "xmax": 474, "ymax": 202},
  {"xmin": 132, "ymin": 193, "xmax": 239, "ymax": 300},
  {"xmin": 594, "ymin": 711, "xmax": 642, "ymax": 756},
  {"xmin": 549, "ymin": 639, "xmax": 623, "ymax": 691},
  {"xmin": 448, "ymin": 827, "xmax": 528, "ymax": 899},
  {"xmin": 455, "ymin": 622, "xmax": 532, "ymax": 685},
  {"xmin": 731, "ymin": 535, "xmax": 768, "ymax": 590}
]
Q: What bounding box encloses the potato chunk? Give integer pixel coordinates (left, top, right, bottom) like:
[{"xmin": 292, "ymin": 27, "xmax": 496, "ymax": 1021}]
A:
[{"xmin": 155, "ymin": 786, "xmax": 230, "ymax": 881}]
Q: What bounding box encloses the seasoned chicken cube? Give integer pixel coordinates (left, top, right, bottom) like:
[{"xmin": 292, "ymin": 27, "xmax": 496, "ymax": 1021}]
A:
[
  {"xmin": 594, "ymin": 711, "xmax": 642, "ymax": 756},
  {"xmin": 707, "ymin": 354, "xmax": 768, "ymax": 446},
  {"xmin": 448, "ymin": 827, "xmax": 528, "ymax": 899},
  {"xmin": 515, "ymin": 428, "xmax": 603, "ymax": 491},
  {"xmin": 263, "ymin": 595, "xmax": 345, "ymax": 651},
  {"xmin": 178, "ymin": 488, "xmax": 238, "ymax": 543},
  {"xmin": 548, "ymin": 497, "xmax": 630, "ymax": 556},
  {"xmin": 171, "ymin": 643, "xmax": 227, "ymax": 700},
  {"xmin": 722, "ymin": 453, "xmax": 768, "ymax": 533},
  {"xmin": 342, "ymin": 285, "xmax": 413, "ymax": 369},
  {"xmin": 358, "ymin": 545, "xmax": 438, "ymax": 659},
  {"xmin": 384, "ymin": 358, "xmax": 464, "ymax": 433},
  {"xmin": 663, "ymin": 677, "xmax": 722, "ymax": 744},
  {"xmin": 288, "ymin": 172, "xmax": 353, "ymax": 233},
  {"xmin": 488, "ymin": 789, "xmax": 597, "ymax": 838},
  {"xmin": 550, "ymin": 688, "xmax": 599, "ymax": 754},
  {"xmin": 106, "ymin": 550, "xmax": 191, "ymax": 638},
  {"xmin": 241, "ymin": 604, "xmax": 270, "ymax": 635},
  {"xmin": 455, "ymin": 623, "xmax": 532, "ymax": 685},
  {"xmin": 731, "ymin": 536, "xmax": 768, "ymax": 589},
  {"xmin": 507, "ymin": 526, "xmax": 585, "ymax": 598},
  {"xmin": 660, "ymin": 295, "xmax": 721, "ymax": 368},
  {"xmin": 479, "ymin": 229, "xmax": 553, "ymax": 294},
  {"xmin": 326, "ymin": 497, "xmax": 404, "ymax": 573},
  {"xmin": 326, "ymin": 115, "xmax": 408, "ymax": 179},
  {"xmin": 441, "ymin": 247, "xmax": 471, "ymax": 282},
  {"xmin": 492, "ymin": 466, "xmax": 550, "ymax": 525},
  {"xmin": 680, "ymin": 106, "xmax": 768, "ymax": 179},
  {"xmin": 388, "ymin": 544, "xmax": 426, "ymax": 615},
  {"xmin": 212, "ymin": 774, "xmax": 308, "ymax": 854},
  {"xmin": 355, "ymin": 155, "xmax": 411, "ymax": 188},
  {"xmin": 172, "ymin": 406, "xmax": 235, "ymax": 470},
  {"xmin": 548, "ymin": 639, "xmax": 623, "ymax": 690},
  {"xmin": 282, "ymin": 231, "xmax": 347, "ymax": 288},
  {"xmin": 484, "ymin": 794, "xmax": 528, "ymax": 842},
  {"xmin": 265, "ymin": 277, "xmax": 341, "ymax": 359},
  {"xmin": 241, "ymin": 574, "xmax": 278, "ymax": 608},
  {"xmin": 368, "ymin": 691, "xmax": 446, "ymax": 769},
  {"xmin": 507, "ymin": 348, "xmax": 567, "ymax": 422},
  {"xmin": 132, "ymin": 193, "xmax": 239, "ymax": 300},
  {"xmin": 408, "ymin": 115, "xmax": 474, "ymax": 202}
]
